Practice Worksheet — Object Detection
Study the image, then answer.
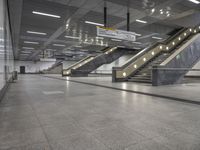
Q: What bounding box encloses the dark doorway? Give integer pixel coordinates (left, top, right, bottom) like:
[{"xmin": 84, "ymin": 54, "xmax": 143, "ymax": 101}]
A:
[{"xmin": 20, "ymin": 66, "xmax": 25, "ymax": 74}]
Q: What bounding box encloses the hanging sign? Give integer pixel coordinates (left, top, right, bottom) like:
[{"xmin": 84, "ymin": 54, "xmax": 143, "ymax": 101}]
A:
[{"xmin": 97, "ymin": 26, "xmax": 136, "ymax": 41}]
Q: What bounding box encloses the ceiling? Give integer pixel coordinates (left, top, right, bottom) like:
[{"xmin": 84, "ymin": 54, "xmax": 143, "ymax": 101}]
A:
[{"xmin": 8, "ymin": 0, "xmax": 200, "ymax": 61}]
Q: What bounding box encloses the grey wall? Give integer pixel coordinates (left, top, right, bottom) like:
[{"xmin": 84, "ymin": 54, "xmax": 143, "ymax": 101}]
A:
[{"xmin": 0, "ymin": 0, "xmax": 14, "ymax": 96}]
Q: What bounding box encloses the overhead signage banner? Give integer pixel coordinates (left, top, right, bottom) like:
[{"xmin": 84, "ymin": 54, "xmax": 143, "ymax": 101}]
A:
[{"xmin": 97, "ymin": 27, "xmax": 136, "ymax": 41}]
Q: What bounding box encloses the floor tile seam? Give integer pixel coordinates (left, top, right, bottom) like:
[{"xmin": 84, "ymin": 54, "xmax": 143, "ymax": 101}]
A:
[
  {"xmin": 42, "ymin": 75, "xmax": 200, "ymax": 106},
  {"xmin": 28, "ymin": 103, "xmax": 54, "ymax": 150}
]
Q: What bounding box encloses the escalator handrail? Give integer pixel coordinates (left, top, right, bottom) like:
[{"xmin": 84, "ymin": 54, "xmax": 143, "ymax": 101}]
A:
[
  {"xmin": 113, "ymin": 28, "xmax": 187, "ymax": 70},
  {"xmin": 63, "ymin": 55, "xmax": 94, "ymax": 72}
]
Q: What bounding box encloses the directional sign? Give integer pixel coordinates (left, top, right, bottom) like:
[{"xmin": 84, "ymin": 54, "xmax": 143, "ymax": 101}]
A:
[{"xmin": 97, "ymin": 26, "xmax": 136, "ymax": 41}]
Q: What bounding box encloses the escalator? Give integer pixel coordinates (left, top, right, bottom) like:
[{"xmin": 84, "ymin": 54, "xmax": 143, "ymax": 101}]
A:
[
  {"xmin": 62, "ymin": 55, "xmax": 95, "ymax": 76},
  {"xmin": 128, "ymin": 34, "xmax": 193, "ymax": 83},
  {"xmin": 69, "ymin": 47, "xmax": 130, "ymax": 77},
  {"xmin": 113, "ymin": 25, "xmax": 200, "ymax": 85}
]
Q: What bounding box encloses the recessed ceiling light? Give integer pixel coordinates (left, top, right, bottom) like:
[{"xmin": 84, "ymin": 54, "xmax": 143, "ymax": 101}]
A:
[
  {"xmin": 53, "ymin": 44, "xmax": 65, "ymax": 47},
  {"xmin": 188, "ymin": 0, "xmax": 200, "ymax": 4},
  {"xmin": 152, "ymin": 36, "xmax": 163, "ymax": 40},
  {"xmin": 85, "ymin": 21, "xmax": 104, "ymax": 26},
  {"xmin": 111, "ymin": 39, "xmax": 122, "ymax": 42},
  {"xmin": 32, "ymin": 11, "xmax": 61, "ymax": 18},
  {"xmin": 65, "ymin": 35, "xmax": 80, "ymax": 39},
  {"xmin": 136, "ymin": 19, "xmax": 147, "ymax": 24},
  {"xmin": 22, "ymin": 47, "xmax": 34, "ymax": 50},
  {"xmin": 27, "ymin": 31, "xmax": 47, "ymax": 35},
  {"xmin": 151, "ymin": 8, "xmax": 155, "ymax": 13},
  {"xmin": 24, "ymin": 41, "xmax": 39, "ymax": 44}
]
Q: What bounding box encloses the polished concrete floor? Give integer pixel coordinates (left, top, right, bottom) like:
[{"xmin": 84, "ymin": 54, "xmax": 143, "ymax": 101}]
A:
[
  {"xmin": 1, "ymin": 75, "xmax": 200, "ymax": 149},
  {"xmin": 48, "ymin": 74, "xmax": 200, "ymax": 102}
]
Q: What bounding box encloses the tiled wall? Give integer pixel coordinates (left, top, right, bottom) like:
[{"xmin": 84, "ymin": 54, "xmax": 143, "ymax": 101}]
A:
[{"xmin": 0, "ymin": 0, "xmax": 14, "ymax": 94}]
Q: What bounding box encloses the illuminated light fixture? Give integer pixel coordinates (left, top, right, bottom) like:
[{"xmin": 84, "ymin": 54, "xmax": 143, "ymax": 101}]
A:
[
  {"xmin": 189, "ymin": 28, "xmax": 192, "ymax": 32},
  {"xmin": 24, "ymin": 41, "xmax": 39, "ymax": 44},
  {"xmin": 53, "ymin": 44, "xmax": 65, "ymax": 47},
  {"xmin": 143, "ymin": 57, "xmax": 146, "ymax": 62},
  {"xmin": 166, "ymin": 11, "xmax": 170, "ymax": 14},
  {"xmin": 199, "ymin": 26, "xmax": 200, "ymax": 29},
  {"xmin": 166, "ymin": 46, "xmax": 169, "ymax": 50},
  {"xmin": 184, "ymin": 33, "xmax": 187, "ymax": 36},
  {"xmin": 134, "ymin": 64, "xmax": 137, "ymax": 68},
  {"xmin": 172, "ymin": 42, "xmax": 175, "ymax": 45},
  {"xmin": 160, "ymin": 45, "xmax": 163, "ymax": 49},
  {"xmin": 66, "ymin": 71, "xmax": 69, "ymax": 74},
  {"xmin": 65, "ymin": 35, "xmax": 80, "ymax": 39},
  {"xmin": 123, "ymin": 72, "xmax": 127, "ymax": 77},
  {"xmin": 167, "ymin": 14, "xmax": 170, "ymax": 17},
  {"xmin": 178, "ymin": 37, "xmax": 181, "ymax": 41},
  {"xmin": 134, "ymin": 33, "xmax": 142, "ymax": 36},
  {"xmin": 160, "ymin": 11, "xmax": 164, "ymax": 14},
  {"xmin": 151, "ymin": 51, "xmax": 155, "ymax": 55},
  {"xmin": 27, "ymin": 31, "xmax": 47, "ymax": 35},
  {"xmin": 151, "ymin": 8, "xmax": 155, "ymax": 13},
  {"xmin": 136, "ymin": 19, "xmax": 147, "ymax": 24},
  {"xmin": 188, "ymin": 0, "xmax": 200, "ymax": 4},
  {"xmin": 152, "ymin": 36, "xmax": 163, "ymax": 40},
  {"xmin": 111, "ymin": 39, "xmax": 122, "ymax": 42},
  {"xmin": 96, "ymin": 37, "xmax": 104, "ymax": 40},
  {"xmin": 132, "ymin": 41, "xmax": 142, "ymax": 44},
  {"xmin": 79, "ymin": 64, "xmax": 82, "ymax": 67},
  {"xmin": 194, "ymin": 30, "xmax": 197, "ymax": 33},
  {"xmin": 32, "ymin": 11, "xmax": 61, "ymax": 18},
  {"xmin": 22, "ymin": 47, "xmax": 34, "ymax": 50},
  {"xmin": 74, "ymin": 45, "xmax": 82, "ymax": 48},
  {"xmin": 85, "ymin": 21, "xmax": 104, "ymax": 26},
  {"xmin": 21, "ymin": 51, "xmax": 32, "ymax": 54}
]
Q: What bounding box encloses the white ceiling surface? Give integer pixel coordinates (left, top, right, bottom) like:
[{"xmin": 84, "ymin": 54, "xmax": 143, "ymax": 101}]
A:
[{"xmin": 8, "ymin": 0, "xmax": 200, "ymax": 61}]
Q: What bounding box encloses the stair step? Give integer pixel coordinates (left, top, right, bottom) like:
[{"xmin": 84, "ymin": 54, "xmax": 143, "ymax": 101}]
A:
[{"xmin": 128, "ymin": 78, "xmax": 152, "ymax": 83}]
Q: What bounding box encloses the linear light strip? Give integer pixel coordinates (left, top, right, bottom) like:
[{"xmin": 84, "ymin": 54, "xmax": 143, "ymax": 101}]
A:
[
  {"xmin": 53, "ymin": 44, "xmax": 65, "ymax": 47},
  {"xmin": 24, "ymin": 41, "xmax": 39, "ymax": 44},
  {"xmin": 65, "ymin": 36, "xmax": 80, "ymax": 39},
  {"xmin": 27, "ymin": 31, "xmax": 47, "ymax": 35},
  {"xmin": 136, "ymin": 19, "xmax": 147, "ymax": 24},
  {"xmin": 152, "ymin": 36, "xmax": 163, "ymax": 40},
  {"xmin": 188, "ymin": 0, "xmax": 200, "ymax": 4},
  {"xmin": 85, "ymin": 21, "xmax": 104, "ymax": 26},
  {"xmin": 32, "ymin": 11, "xmax": 61, "ymax": 18}
]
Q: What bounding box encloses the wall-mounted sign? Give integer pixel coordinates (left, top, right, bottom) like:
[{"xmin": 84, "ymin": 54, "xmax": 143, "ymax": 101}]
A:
[{"xmin": 97, "ymin": 27, "xmax": 136, "ymax": 42}]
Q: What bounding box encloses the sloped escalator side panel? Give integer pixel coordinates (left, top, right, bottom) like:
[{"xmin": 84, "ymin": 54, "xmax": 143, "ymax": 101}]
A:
[{"xmin": 152, "ymin": 34, "xmax": 200, "ymax": 86}]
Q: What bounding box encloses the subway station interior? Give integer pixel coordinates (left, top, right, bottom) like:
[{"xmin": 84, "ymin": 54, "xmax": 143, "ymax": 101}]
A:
[{"xmin": 1, "ymin": 0, "xmax": 200, "ymax": 149}]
